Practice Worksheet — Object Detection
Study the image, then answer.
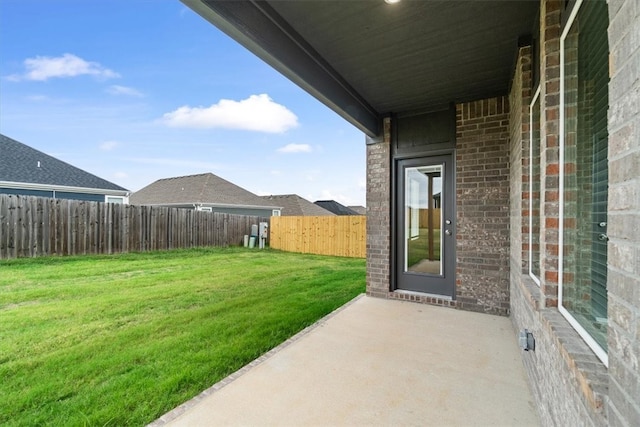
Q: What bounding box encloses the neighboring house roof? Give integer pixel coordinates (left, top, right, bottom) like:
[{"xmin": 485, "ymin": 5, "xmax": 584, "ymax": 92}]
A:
[
  {"xmin": 130, "ymin": 172, "xmax": 278, "ymax": 209},
  {"xmin": 0, "ymin": 133, "xmax": 128, "ymax": 192},
  {"xmin": 314, "ymin": 200, "xmax": 360, "ymax": 216},
  {"xmin": 348, "ymin": 205, "xmax": 366, "ymax": 215},
  {"xmin": 261, "ymin": 194, "xmax": 335, "ymax": 216}
]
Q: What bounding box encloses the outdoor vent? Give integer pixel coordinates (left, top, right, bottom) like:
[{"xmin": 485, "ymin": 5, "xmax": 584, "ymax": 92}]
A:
[{"xmin": 519, "ymin": 329, "xmax": 535, "ymax": 352}]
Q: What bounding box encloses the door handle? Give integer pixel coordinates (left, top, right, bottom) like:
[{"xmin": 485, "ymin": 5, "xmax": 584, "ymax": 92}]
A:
[
  {"xmin": 598, "ymin": 233, "xmax": 609, "ymax": 242},
  {"xmin": 445, "ymin": 230, "xmax": 452, "ymax": 236}
]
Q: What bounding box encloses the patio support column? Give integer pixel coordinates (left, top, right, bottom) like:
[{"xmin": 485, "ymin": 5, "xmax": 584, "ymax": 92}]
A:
[{"xmin": 365, "ymin": 117, "xmax": 391, "ymax": 297}]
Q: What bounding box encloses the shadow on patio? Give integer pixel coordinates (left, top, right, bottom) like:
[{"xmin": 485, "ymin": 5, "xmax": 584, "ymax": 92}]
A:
[{"xmin": 150, "ymin": 295, "xmax": 539, "ymax": 426}]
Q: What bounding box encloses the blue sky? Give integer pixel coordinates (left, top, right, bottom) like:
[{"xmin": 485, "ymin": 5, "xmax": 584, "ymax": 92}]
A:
[{"xmin": 0, "ymin": 0, "xmax": 366, "ymax": 207}]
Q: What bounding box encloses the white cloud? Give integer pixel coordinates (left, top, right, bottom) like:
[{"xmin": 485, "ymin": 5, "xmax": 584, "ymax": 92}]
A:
[
  {"xmin": 13, "ymin": 53, "xmax": 120, "ymax": 81},
  {"xmin": 277, "ymin": 143, "xmax": 312, "ymax": 153},
  {"xmin": 107, "ymin": 85, "xmax": 143, "ymax": 97},
  {"xmin": 99, "ymin": 140, "xmax": 120, "ymax": 151},
  {"xmin": 161, "ymin": 94, "xmax": 298, "ymax": 133}
]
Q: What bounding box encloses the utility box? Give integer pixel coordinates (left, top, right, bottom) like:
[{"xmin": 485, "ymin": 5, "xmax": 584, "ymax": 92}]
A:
[
  {"xmin": 259, "ymin": 222, "xmax": 268, "ymax": 238},
  {"xmin": 251, "ymin": 224, "xmax": 258, "ymax": 237},
  {"xmin": 259, "ymin": 222, "xmax": 268, "ymax": 249}
]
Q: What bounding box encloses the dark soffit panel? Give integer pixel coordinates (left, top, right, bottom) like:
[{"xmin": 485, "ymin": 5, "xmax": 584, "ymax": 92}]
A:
[{"xmin": 182, "ymin": 0, "xmax": 538, "ymax": 137}]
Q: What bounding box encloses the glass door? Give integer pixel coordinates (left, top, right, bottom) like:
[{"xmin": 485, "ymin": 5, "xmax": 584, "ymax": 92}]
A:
[{"xmin": 396, "ymin": 154, "xmax": 455, "ymax": 297}]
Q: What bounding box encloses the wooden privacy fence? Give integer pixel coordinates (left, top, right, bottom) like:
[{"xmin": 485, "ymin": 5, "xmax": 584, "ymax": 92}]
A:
[
  {"xmin": 270, "ymin": 215, "xmax": 366, "ymax": 258},
  {"xmin": 415, "ymin": 208, "xmax": 441, "ymax": 228},
  {"xmin": 0, "ymin": 194, "xmax": 268, "ymax": 259}
]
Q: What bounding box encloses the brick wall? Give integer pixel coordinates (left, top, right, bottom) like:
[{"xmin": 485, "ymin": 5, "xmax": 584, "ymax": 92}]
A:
[
  {"xmin": 509, "ymin": 23, "xmax": 608, "ymax": 425},
  {"xmin": 510, "ymin": 45, "xmax": 533, "ymax": 279},
  {"xmin": 507, "ymin": 0, "xmax": 640, "ymax": 425},
  {"xmin": 365, "ymin": 117, "xmax": 391, "ymax": 298},
  {"xmin": 606, "ymin": 0, "xmax": 640, "ymax": 424},
  {"xmin": 455, "ymin": 97, "xmax": 511, "ymax": 315},
  {"xmin": 539, "ymin": 0, "xmax": 562, "ymax": 308}
]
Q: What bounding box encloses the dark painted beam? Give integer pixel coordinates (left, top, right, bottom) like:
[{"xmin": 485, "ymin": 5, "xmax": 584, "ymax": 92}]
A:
[{"xmin": 182, "ymin": 0, "xmax": 381, "ymax": 137}]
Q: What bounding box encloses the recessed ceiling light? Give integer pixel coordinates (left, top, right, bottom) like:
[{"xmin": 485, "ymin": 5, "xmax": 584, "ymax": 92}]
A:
[{"xmin": 384, "ymin": 0, "xmax": 402, "ymax": 4}]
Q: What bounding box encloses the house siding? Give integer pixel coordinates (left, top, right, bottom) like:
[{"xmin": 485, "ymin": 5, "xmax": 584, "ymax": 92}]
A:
[
  {"xmin": 0, "ymin": 187, "xmax": 109, "ymax": 202},
  {"xmin": 0, "ymin": 188, "xmax": 52, "ymax": 198},
  {"xmin": 208, "ymin": 207, "xmax": 274, "ymax": 217}
]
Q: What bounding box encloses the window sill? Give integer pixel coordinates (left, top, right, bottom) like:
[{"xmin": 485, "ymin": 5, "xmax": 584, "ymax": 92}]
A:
[{"xmin": 519, "ymin": 274, "xmax": 541, "ymax": 311}]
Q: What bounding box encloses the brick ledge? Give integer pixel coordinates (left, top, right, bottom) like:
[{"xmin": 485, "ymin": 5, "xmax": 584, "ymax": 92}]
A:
[
  {"xmin": 520, "ymin": 274, "xmax": 542, "ymax": 311},
  {"xmin": 515, "ymin": 274, "xmax": 609, "ymax": 417},
  {"xmin": 540, "ymin": 309, "xmax": 609, "ymax": 414}
]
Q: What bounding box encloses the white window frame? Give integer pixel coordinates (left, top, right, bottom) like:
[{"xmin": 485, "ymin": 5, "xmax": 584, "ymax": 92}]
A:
[
  {"xmin": 558, "ymin": 0, "xmax": 608, "ymax": 366},
  {"xmin": 106, "ymin": 196, "xmax": 126, "ymax": 204},
  {"xmin": 272, "ymin": 209, "xmax": 281, "ymax": 216},
  {"xmin": 529, "ymin": 85, "xmax": 542, "ymax": 286}
]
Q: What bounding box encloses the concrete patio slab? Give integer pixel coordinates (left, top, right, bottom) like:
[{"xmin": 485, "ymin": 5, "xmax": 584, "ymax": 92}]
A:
[{"xmin": 150, "ymin": 295, "xmax": 539, "ymax": 426}]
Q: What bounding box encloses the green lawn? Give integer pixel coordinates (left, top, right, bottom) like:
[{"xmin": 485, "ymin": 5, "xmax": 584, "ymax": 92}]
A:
[
  {"xmin": 0, "ymin": 247, "xmax": 365, "ymax": 426},
  {"xmin": 407, "ymin": 228, "xmax": 441, "ymax": 268}
]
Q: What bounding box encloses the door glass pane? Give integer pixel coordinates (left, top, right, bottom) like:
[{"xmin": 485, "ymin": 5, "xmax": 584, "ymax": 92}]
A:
[{"xmin": 405, "ymin": 164, "xmax": 443, "ymax": 275}]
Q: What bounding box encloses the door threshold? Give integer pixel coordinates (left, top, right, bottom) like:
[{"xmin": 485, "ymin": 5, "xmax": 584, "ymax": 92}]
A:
[{"xmin": 393, "ymin": 289, "xmax": 453, "ymax": 301}]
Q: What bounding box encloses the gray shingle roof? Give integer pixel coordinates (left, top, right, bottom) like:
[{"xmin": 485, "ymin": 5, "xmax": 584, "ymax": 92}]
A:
[
  {"xmin": 0, "ymin": 133, "xmax": 128, "ymax": 191},
  {"xmin": 261, "ymin": 194, "xmax": 335, "ymax": 216},
  {"xmin": 130, "ymin": 173, "xmax": 274, "ymax": 207},
  {"xmin": 348, "ymin": 205, "xmax": 366, "ymax": 215},
  {"xmin": 314, "ymin": 200, "xmax": 360, "ymax": 216}
]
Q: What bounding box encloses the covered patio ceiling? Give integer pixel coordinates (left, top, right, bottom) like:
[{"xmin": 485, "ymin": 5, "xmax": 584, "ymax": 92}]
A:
[{"xmin": 181, "ymin": 0, "xmax": 539, "ymax": 137}]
